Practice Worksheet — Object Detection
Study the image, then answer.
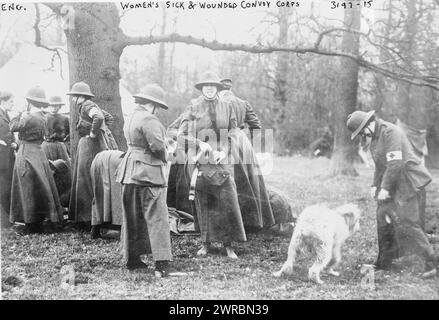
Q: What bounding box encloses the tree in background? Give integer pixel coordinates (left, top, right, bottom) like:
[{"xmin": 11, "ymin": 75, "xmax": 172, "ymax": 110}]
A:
[
  {"xmin": 329, "ymin": 6, "xmax": 362, "ymax": 176},
  {"xmin": 25, "ymin": 1, "xmax": 439, "ymax": 174}
]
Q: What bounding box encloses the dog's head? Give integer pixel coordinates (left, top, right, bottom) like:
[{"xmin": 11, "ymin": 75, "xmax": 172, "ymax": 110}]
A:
[{"xmin": 335, "ymin": 203, "xmax": 361, "ymax": 233}]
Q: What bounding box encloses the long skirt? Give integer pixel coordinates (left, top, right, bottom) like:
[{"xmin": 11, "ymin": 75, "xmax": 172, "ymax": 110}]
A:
[
  {"xmin": 91, "ymin": 150, "xmax": 124, "ymax": 226},
  {"xmin": 42, "ymin": 141, "xmax": 70, "ymax": 163},
  {"xmin": 0, "ymin": 168, "xmax": 13, "ymax": 228},
  {"xmin": 230, "ymin": 129, "xmax": 275, "ymax": 230},
  {"xmin": 190, "ymin": 163, "xmax": 247, "ymax": 244},
  {"xmin": 376, "ymin": 172, "xmax": 436, "ymax": 267},
  {"xmin": 69, "ymin": 136, "xmax": 103, "ymax": 222},
  {"xmin": 120, "ymin": 184, "xmax": 172, "ymax": 264},
  {"xmin": 167, "ymin": 163, "xmax": 194, "ymax": 216},
  {"xmin": 10, "ymin": 142, "xmax": 63, "ymax": 224}
]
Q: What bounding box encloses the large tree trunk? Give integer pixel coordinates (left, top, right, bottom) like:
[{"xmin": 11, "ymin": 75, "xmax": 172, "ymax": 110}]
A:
[
  {"xmin": 329, "ymin": 6, "xmax": 361, "ymax": 176},
  {"xmin": 372, "ymin": 0, "xmax": 394, "ymax": 116},
  {"xmin": 273, "ymin": 7, "xmax": 290, "ymax": 154},
  {"xmin": 156, "ymin": 5, "xmax": 167, "ymax": 87},
  {"xmin": 64, "ymin": 3, "xmax": 126, "ymax": 157},
  {"xmin": 395, "ymin": 0, "xmax": 417, "ymax": 125}
]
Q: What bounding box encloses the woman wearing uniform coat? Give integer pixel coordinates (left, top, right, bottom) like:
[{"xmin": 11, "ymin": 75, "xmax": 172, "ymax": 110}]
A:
[
  {"xmin": 67, "ymin": 82, "xmax": 118, "ymax": 229},
  {"xmin": 42, "ymin": 95, "xmax": 70, "ymax": 163},
  {"xmin": 218, "ymin": 78, "xmax": 277, "ymax": 231},
  {"xmin": 177, "ymin": 71, "xmax": 247, "ymax": 259},
  {"xmin": 347, "ymin": 110, "xmax": 437, "ymax": 278},
  {"xmin": 116, "ymin": 84, "xmax": 184, "ymax": 277},
  {"xmin": 9, "ymin": 86, "xmax": 63, "ymax": 233}
]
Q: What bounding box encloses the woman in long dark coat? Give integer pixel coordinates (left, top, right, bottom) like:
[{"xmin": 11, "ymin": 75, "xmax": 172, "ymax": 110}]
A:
[
  {"xmin": 178, "ymin": 71, "xmax": 246, "ymax": 259},
  {"xmin": 9, "ymin": 86, "xmax": 63, "ymax": 233},
  {"xmin": 219, "ymin": 78, "xmax": 277, "ymax": 231},
  {"xmin": 67, "ymin": 82, "xmax": 117, "ymax": 228},
  {"xmin": 42, "ymin": 95, "xmax": 70, "ymax": 163},
  {"xmin": 0, "ymin": 91, "xmax": 16, "ymax": 228}
]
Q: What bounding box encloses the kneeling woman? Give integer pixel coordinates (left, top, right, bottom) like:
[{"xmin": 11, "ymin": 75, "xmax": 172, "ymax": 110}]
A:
[
  {"xmin": 177, "ymin": 71, "xmax": 246, "ymax": 259},
  {"xmin": 9, "ymin": 86, "xmax": 63, "ymax": 233}
]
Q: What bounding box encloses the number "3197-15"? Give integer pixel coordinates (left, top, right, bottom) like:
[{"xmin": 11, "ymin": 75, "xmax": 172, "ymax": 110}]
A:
[{"xmin": 330, "ymin": 1, "xmax": 373, "ymax": 9}]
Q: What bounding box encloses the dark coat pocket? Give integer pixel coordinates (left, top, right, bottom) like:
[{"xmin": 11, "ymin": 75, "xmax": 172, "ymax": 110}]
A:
[
  {"xmin": 200, "ymin": 165, "xmax": 230, "ymax": 186},
  {"xmin": 130, "ymin": 160, "xmax": 166, "ymax": 186}
]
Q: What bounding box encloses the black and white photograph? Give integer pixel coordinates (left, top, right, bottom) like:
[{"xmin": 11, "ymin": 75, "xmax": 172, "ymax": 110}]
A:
[{"xmin": 1, "ymin": 0, "xmax": 439, "ymax": 303}]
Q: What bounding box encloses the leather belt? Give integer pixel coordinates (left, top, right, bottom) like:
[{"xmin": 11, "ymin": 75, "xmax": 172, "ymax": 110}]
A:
[
  {"xmin": 189, "ymin": 167, "xmax": 202, "ymax": 201},
  {"xmin": 128, "ymin": 145, "xmax": 148, "ymax": 153},
  {"xmin": 188, "ymin": 151, "xmax": 205, "ymax": 201}
]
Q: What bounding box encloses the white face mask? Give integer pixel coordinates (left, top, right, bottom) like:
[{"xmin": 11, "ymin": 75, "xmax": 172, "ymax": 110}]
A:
[
  {"xmin": 49, "ymin": 106, "xmax": 62, "ymax": 114},
  {"xmin": 361, "ymin": 122, "xmax": 375, "ymax": 138},
  {"xmin": 72, "ymin": 96, "xmax": 86, "ymax": 105},
  {"xmin": 140, "ymin": 102, "xmax": 157, "ymax": 115},
  {"xmin": 202, "ymin": 85, "xmax": 218, "ymax": 100}
]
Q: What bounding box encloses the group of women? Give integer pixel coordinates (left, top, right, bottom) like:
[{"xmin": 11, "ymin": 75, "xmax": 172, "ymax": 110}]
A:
[
  {"xmin": 1, "ymin": 71, "xmax": 281, "ymax": 278},
  {"xmin": 2, "ymin": 71, "xmax": 436, "ymax": 280}
]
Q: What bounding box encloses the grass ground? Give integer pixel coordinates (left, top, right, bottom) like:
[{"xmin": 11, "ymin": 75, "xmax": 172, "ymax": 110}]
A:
[{"xmin": 1, "ymin": 156, "xmax": 439, "ymax": 300}]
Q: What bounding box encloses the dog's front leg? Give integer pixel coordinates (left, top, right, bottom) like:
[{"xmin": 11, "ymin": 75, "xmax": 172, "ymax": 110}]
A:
[{"xmin": 273, "ymin": 258, "xmax": 295, "ymax": 277}]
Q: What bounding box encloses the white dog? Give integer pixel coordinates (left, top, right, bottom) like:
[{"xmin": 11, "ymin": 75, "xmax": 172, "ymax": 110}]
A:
[{"xmin": 273, "ymin": 203, "xmax": 361, "ymax": 284}]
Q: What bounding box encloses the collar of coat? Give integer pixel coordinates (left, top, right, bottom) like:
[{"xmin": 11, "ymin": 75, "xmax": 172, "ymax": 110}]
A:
[{"xmin": 372, "ymin": 118, "xmax": 385, "ymax": 141}]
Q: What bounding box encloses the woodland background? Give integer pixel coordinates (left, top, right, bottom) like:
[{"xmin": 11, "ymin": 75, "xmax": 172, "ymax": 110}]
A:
[{"xmin": 0, "ymin": 0, "xmax": 438, "ymax": 171}]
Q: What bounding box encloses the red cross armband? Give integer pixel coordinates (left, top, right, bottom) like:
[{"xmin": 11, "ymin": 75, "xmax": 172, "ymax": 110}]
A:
[{"xmin": 386, "ymin": 151, "xmax": 402, "ymax": 162}]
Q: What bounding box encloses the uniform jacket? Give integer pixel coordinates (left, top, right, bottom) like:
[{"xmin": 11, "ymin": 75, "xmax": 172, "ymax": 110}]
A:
[
  {"xmin": 177, "ymin": 95, "xmax": 239, "ymax": 159},
  {"xmin": 116, "ymin": 106, "xmax": 167, "ymax": 186},
  {"xmin": 220, "ymin": 90, "xmax": 261, "ymax": 129},
  {"xmin": 46, "ymin": 113, "xmax": 69, "ymax": 142},
  {"xmin": 370, "ymin": 118, "xmax": 432, "ymax": 192},
  {"xmin": 76, "ymin": 100, "xmax": 117, "ymax": 150},
  {"xmin": 0, "ymin": 108, "xmax": 15, "ymax": 170},
  {"xmin": 10, "ymin": 110, "xmax": 47, "ymax": 143}
]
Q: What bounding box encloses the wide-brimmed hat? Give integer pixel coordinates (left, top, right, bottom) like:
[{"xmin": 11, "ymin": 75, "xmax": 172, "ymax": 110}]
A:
[
  {"xmin": 48, "ymin": 159, "xmax": 69, "ymax": 172},
  {"xmin": 0, "ymin": 90, "xmax": 13, "ymax": 101},
  {"xmin": 49, "ymin": 96, "xmax": 65, "ymax": 106},
  {"xmin": 66, "ymin": 82, "xmax": 95, "ymax": 97},
  {"xmin": 346, "ymin": 110, "xmax": 375, "ymax": 140},
  {"xmin": 195, "ymin": 71, "xmax": 223, "ymax": 91},
  {"xmin": 26, "ymin": 86, "xmax": 49, "ymax": 106},
  {"xmin": 220, "ymin": 78, "xmax": 232, "ymax": 89},
  {"xmin": 133, "ymin": 84, "xmax": 168, "ymax": 110}
]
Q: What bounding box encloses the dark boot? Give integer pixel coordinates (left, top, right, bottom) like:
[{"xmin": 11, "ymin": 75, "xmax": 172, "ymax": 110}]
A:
[
  {"xmin": 374, "ymin": 256, "xmax": 393, "ymax": 271},
  {"xmin": 75, "ymin": 221, "xmax": 91, "ymax": 232},
  {"xmin": 126, "ymin": 257, "xmax": 148, "ymax": 270},
  {"xmin": 154, "ymin": 260, "xmax": 187, "ymax": 278},
  {"xmin": 25, "ymin": 222, "xmax": 43, "ymax": 234},
  {"xmin": 91, "ymin": 225, "xmax": 101, "ymax": 239}
]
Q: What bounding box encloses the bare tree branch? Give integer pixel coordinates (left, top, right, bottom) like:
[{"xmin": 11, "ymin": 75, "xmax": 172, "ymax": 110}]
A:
[
  {"xmin": 34, "ymin": 3, "xmax": 65, "ymax": 79},
  {"xmin": 42, "ymin": 2, "xmax": 63, "ymax": 14},
  {"xmin": 118, "ymin": 31, "xmax": 439, "ymax": 91}
]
